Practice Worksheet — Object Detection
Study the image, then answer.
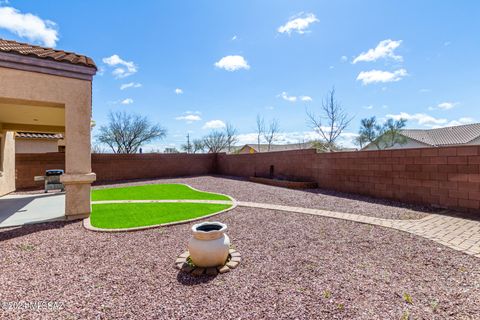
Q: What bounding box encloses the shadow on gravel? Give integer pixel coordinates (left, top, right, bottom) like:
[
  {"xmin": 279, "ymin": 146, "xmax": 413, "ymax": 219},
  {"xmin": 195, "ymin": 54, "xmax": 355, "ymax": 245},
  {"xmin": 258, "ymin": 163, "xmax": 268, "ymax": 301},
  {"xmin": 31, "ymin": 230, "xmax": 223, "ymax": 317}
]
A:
[
  {"xmin": 302, "ymin": 188, "xmax": 441, "ymax": 213},
  {"xmin": 176, "ymin": 272, "xmax": 217, "ymax": 286},
  {"xmin": 0, "ymin": 221, "xmax": 74, "ymax": 242},
  {"xmin": 434, "ymin": 210, "xmax": 480, "ymax": 222}
]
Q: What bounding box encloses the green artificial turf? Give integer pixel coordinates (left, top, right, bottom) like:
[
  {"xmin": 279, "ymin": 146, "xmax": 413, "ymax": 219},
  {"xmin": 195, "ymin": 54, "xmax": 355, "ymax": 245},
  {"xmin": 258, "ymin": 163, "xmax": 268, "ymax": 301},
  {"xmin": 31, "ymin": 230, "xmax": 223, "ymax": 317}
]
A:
[
  {"xmin": 91, "ymin": 203, "xmax": 231, "ymax": 229},
  {"xmin": 92, "ymin": 183, "xmax": 230, "ymax": 201}
]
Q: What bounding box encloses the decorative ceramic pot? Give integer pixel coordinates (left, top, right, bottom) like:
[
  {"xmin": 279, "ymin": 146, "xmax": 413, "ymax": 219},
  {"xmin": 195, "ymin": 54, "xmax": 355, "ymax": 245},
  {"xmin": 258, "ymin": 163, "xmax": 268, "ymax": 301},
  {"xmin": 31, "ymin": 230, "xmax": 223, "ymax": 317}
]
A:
[{"xmin": 188, "ymin": 221, "xmax": 230, "ymax": 268}]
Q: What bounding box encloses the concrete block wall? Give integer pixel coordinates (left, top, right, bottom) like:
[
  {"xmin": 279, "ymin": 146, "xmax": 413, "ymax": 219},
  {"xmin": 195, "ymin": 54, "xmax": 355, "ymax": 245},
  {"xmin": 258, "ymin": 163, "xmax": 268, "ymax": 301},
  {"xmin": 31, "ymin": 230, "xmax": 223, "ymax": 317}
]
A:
[
  {"xmin": 14, "ymin": 146, "xmax": 480, "ymax": 213},
  {"xmin": 217, "ymin": 146, "xmax": 480, "ymax": 213}
]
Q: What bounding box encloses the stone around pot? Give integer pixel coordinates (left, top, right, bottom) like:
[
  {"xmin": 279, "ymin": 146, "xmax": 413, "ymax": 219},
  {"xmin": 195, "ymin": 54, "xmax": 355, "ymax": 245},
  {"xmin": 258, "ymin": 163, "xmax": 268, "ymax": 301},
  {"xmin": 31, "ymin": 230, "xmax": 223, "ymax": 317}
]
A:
[{"xmin": 188, "ymin": 221, "xmax": 230, "ymax": 268}]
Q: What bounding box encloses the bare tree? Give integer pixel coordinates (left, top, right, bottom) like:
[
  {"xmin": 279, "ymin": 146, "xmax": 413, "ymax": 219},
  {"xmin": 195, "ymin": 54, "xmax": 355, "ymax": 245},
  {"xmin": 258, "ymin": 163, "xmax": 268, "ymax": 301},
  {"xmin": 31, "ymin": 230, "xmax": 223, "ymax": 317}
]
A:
[
  {"xmin": 225, "ymin": 123, "xmax": 238, "ymax": 153},
  {"xmin": 192, "ymin": 139, "xmax": 205, "ymax": 153},
  {"xmin": 256, "ymin": 114, "xmax": 265, "ymax": 152},
  {"xmin": 263, "ymin": 119, "xmax": 280, "ymax": 151},
  {"xmin": 202, "ymin": 131, "xmax": 229, "ymax": 153},
  {"xmin": 306, "ymin": 88, "xmax": 353, "ymax": 151},
  {"xmin": 91, "ymin": 143, "xmax": 107, "ymax": 154},
  {"xmin": 97, "ymin": 111, "xmax": 166, "ymax": 154},
  {"xmin": 180, "ymin": 143, "xmax": 191, "ymax": 153}
]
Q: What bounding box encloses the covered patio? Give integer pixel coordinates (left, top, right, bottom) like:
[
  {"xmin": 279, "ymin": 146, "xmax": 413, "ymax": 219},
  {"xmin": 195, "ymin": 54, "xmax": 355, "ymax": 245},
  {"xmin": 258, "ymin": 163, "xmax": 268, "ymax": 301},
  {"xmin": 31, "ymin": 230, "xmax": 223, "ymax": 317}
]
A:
[{"xmin": 0, "ymin": 39, "xmax": 97, "ymax": 223}]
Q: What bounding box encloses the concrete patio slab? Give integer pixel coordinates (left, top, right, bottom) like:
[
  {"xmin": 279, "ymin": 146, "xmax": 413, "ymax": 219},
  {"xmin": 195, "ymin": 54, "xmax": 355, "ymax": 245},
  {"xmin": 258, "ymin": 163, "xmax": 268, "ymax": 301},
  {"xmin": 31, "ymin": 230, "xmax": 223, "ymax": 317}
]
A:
[{"xmin": 0, "ymin": 192, "xmax": 65, "ymax": 228}]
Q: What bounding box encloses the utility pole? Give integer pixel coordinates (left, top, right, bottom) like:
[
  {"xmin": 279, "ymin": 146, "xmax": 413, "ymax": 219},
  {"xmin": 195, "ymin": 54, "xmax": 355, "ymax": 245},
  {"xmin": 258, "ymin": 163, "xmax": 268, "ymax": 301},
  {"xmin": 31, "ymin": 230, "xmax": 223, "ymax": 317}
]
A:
[{"xmin": 186, "ymin": 133, "xmax": 191, "ymax": 153}]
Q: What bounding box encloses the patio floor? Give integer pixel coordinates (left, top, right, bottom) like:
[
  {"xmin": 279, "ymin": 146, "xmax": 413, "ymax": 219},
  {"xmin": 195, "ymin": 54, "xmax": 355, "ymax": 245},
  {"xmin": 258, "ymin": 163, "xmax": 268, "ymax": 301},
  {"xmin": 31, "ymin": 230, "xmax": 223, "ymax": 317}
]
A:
[{"xmin": 0, "ymin": 192, "xmax": 65, "ymax": 228}]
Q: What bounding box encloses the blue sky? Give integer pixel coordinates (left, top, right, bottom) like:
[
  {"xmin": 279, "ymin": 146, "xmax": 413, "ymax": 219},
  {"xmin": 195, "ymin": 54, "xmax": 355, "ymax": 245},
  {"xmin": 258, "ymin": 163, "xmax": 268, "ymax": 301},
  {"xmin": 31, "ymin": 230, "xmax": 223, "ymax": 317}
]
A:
[{"xmin": 0, "ymin": 1, "xmax": 479, "ymax": 150}]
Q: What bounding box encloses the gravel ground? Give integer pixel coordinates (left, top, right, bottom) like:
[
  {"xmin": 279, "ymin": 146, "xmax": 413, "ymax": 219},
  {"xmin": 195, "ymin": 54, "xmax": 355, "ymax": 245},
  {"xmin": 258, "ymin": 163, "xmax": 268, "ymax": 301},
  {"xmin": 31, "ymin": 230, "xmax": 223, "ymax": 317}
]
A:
[
  {"xmin": 93, "ymin": 175, "xmax": 437, "ymax": 220},
  {"xmin": 0, "ymin": 206, "xmax": 479, "ymax": 319}
]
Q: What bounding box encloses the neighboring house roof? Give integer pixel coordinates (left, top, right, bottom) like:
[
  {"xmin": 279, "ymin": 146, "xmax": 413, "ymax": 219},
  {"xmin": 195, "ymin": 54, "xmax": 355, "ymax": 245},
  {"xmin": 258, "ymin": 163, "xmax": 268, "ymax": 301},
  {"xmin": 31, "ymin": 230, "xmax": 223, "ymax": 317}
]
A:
[
  {"xmin": 0, "ymin": 38, "xmax": 96, "ymax": 69},
  {"xmin": 15, "ymin": 132, "xmax": 63, "ymax": 140},
  {"xmin": 243, "ymin": 142, "xmax": 315, "ymax": 152},
  {"xmin": 401, "ymin": 123, "xmax": 480, "ymax": 146}
]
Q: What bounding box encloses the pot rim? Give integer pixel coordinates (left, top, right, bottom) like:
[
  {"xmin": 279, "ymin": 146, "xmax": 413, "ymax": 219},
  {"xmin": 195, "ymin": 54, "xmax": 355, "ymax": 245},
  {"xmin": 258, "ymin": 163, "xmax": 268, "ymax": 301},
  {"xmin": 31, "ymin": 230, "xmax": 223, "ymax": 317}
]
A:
[{"xmin": 191, "ymin": 221, "xmax": 227, "ymax": 234}]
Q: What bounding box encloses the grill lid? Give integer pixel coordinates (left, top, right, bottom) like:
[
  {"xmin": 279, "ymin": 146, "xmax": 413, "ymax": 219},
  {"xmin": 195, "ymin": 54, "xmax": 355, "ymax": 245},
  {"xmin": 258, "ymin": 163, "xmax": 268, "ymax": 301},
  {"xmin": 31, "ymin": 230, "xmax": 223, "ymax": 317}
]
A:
[{"xmin": 45, "ymin": 169, "xmax": 64, "ymax": 176}]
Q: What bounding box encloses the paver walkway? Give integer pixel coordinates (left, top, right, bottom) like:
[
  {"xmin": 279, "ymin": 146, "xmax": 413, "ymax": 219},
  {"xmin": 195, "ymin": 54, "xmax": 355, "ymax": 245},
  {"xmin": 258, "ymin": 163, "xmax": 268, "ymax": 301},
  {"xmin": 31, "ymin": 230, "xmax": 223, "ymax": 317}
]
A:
[{"xmin": 238, "ymin": 201, "xmax": 480, "ymax": 258}]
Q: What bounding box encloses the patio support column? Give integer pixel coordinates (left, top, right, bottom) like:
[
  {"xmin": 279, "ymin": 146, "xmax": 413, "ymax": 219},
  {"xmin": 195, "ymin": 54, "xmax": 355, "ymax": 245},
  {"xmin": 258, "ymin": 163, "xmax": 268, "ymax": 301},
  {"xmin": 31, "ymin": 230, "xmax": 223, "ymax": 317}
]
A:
[{"xmin": 61, "ymin": 82, "xmax": 96, "ymax": 220}]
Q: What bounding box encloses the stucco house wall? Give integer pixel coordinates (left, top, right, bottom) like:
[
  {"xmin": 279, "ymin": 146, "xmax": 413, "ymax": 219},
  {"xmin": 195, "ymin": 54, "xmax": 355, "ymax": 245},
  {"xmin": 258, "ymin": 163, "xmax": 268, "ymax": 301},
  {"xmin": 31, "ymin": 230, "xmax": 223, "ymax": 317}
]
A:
[
  {"xmin": 15, "ymin": 138, "xmax": 59, "ymax": 154},
  {"xmin": 0, "ymin": 66, "xmax": 95, "ymax": 218},
  {"xmin": 238, "ymin": 145, "xmax": 255, "ymax": 154},
  {"xmin": 0, "ymin": 130, "xmax": 15, "ymax": 195}
]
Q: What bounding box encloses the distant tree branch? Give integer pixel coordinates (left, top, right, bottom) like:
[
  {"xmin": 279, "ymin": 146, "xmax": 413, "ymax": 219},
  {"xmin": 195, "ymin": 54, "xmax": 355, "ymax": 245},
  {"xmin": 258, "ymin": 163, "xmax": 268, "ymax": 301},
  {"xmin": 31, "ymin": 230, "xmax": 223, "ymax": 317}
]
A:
[
  {"xmin": 225, "ymin": 123, "xmax": 238, "ymax": 152},
  {"xmin": 202, "ymin": 131, "xmax": 229, "ymax": 153},
  {"xmin": 306, "ymin": 87, "xmax": 353, "ymax": 151},
  {"xmin": 256, "ymin": 114, "xmax": 265, "ymax": 152},
  {"xmin": 97, "ymin": 111, "xmax": 166, "ymax": 154},
  {"xmin": 263, "ymin": 119, "xmax": 280, "ymax": 151},
  {"xmin": 356, "ymin": 116, "xmax": 407, "ymax": 149}
]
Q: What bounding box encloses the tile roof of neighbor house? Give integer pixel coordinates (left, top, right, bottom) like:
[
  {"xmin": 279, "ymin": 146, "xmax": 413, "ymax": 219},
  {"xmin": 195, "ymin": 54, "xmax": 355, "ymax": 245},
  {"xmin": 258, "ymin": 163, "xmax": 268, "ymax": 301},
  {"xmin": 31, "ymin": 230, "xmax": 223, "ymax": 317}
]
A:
[
  {"xmin": 0, "ymin": 38, "xmax": 96, "ymax": 69},
  {"xmin": 401, "ymin": 123, "xmax": 480, "ymax": 146},
  {"xmin": 15, "ymin": 132, "xmax": 63, "ymax": 140},
  {"xmin": 244, "ymin": 142, "xmax": 315, "ymax": 152}
]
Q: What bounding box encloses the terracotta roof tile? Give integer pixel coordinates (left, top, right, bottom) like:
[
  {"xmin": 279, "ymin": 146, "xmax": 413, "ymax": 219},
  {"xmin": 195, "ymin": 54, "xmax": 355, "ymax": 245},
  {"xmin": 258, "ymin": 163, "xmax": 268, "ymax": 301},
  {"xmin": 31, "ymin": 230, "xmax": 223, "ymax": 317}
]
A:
[{"xmin": 0, "ymin": 38, "xmax": 96, "ymax": 69}]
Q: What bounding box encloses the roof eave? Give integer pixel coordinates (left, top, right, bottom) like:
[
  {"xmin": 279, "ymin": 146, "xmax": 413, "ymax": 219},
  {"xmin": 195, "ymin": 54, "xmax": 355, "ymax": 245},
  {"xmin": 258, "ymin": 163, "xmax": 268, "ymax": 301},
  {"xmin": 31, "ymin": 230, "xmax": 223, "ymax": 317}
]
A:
[{"xmin": 0, "ymin": 51, "xmax": 96, "ymax": 81}]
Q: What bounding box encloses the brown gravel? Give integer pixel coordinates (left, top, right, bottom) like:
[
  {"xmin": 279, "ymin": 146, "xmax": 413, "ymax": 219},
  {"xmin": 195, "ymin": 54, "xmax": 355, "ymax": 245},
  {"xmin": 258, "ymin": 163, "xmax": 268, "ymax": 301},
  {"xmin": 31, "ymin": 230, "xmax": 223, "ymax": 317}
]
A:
[
  {"xmin": 93, "ymin": 175, "xmax": 437, "ymax": 220},
  {"xmin": 0, "ymin": 205, "xmax": 479, "ymax": 319}
]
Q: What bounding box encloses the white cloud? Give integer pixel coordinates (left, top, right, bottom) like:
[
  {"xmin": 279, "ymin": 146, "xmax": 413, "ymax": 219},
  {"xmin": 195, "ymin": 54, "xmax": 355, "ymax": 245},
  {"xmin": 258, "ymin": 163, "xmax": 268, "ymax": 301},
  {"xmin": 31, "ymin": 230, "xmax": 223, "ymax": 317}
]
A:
[
  {"xmin": 214, "ymin": 55, "xmax": 250, "ymax": 71},
  {"xmin": 120, "ymin": 98, "xmax": 133, "ymax": 105},
  {"xmin": 300, "ymin": 96, "xmax": 313, "ymax": 102},
  {"xmin": 231, "ymin": 35, "xmax": 237, "ymax": 41},
  {"xmin": 428, "ymin": 101, "xmax": 458, "ymax": 111},
  {"xmin": 175, "ymin": 88, "xmax": 183, "ymax": 95},
  {"xmin": 363, "ymin": 105, "xmax": 374, "ymax": 110},
  {"xmin": 202, "ymin": 120, "xmax": 226, "ymax": 129},
  {"xmin": 120, "ymin": 82, "xmax": 142, "ymax": 90},
  {"xmin": 390, "ymin": 116, "xmax": 473, "ymax": 129},
  {"xmin": 444, "ymin": 117, "xmax": 475, "ymax": 127},
  {"xmin": 356, "ymin": 69, "xmax": 407, "ymax": 85},
  {"xmin": 175, "ymin": 114, "xmax": 202, "ymax": 123},
  {"xmin": 279, "ymin": 92, "xmax": 297, "ymax": 102},
  {"xmin": 278, "ymin": 92, "xmax": 312, "ymax": 103},
  {"xmin": 102, "ymin": 54, "xmax": 138, "ymax": 78},
  {"xmin": 386, "ymin": 112, "xmax": 447, "ymax": 126},
  {"xmin": 277, "ymin": 12, "xmax": 319, "ymax": 35},
  {"xmin": 265, "ymin": 106, "xmax": 275, "ymax": 110},
  {"xmin": 0, "ymin": 6, "xmax": 58, "ymax": 47},
  {"xmin": 419, "ymin": 88, "xmax": 431, "ymax": 93},
  {"xmin": 235, "ymin": 130, "xmax": 358, "ymax": 148},
  {"xmin": 97, "ymin": 66, "xmax": 105, "ymax": 76},
  {"xmin": 353, "ymin": 39, "xmax": 403, "ymax": 64},
  {"xmin": 340, "ymin": 55, "xmax": 348, "ymax": 62}
]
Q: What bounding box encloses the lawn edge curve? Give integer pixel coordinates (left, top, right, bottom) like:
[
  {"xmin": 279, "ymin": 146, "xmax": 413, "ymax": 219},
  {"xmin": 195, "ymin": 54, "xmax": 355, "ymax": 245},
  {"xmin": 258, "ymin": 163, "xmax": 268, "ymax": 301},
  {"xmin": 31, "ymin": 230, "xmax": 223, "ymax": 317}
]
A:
[{"xmin": 84, "ymin": 184, "xmax": 237, "ymax": 232}]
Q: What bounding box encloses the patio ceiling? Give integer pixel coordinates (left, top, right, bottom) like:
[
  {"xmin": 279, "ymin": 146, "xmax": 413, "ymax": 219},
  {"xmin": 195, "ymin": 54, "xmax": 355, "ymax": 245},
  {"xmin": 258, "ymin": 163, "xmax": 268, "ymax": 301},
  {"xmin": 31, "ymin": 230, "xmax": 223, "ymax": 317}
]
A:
[{"xmin": 0, "ymin": 99, "xmax": 65, "ymax": 133}]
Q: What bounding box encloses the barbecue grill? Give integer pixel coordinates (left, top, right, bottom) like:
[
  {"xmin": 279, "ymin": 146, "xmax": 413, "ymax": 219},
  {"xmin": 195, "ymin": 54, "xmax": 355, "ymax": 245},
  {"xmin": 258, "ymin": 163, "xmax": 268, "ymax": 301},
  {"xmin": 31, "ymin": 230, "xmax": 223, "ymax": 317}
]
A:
[{"xmin": 44, "ymin": 169, "xmax": 65, "ymax": 193}]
